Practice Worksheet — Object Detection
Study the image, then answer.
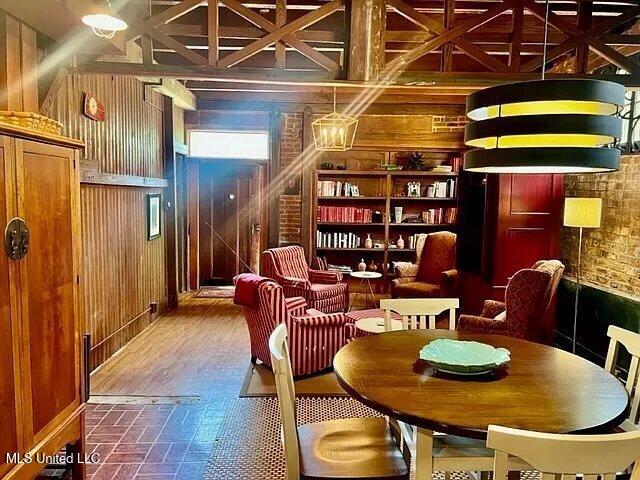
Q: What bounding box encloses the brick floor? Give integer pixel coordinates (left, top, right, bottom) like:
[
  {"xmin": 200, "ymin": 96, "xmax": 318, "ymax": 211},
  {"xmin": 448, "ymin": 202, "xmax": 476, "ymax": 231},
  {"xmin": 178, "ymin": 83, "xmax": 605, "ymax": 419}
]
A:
[{"xmin": 84, "ymin": 402, "xmax": 221, "ymax": 480}]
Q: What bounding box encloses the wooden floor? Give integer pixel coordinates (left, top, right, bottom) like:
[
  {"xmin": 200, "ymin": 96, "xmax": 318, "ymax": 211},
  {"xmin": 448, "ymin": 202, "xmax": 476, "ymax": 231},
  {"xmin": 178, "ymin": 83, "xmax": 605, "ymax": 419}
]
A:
[{"xmin": 91, "ymin": 294, "xmax": 249, "ymax": 399}]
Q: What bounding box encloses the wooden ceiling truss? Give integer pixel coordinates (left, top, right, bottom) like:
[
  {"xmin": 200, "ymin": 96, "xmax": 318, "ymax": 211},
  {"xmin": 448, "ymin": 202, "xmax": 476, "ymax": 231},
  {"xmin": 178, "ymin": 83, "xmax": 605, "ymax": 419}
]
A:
[{"xmin": 76, "ymin": 0, "xmax": 640, "ymax": 99}]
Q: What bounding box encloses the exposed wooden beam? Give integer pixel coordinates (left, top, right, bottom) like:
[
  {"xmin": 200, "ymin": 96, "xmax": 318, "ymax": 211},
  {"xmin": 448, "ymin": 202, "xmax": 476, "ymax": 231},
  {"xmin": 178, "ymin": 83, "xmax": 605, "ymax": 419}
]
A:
[
  {"xmin": 601, "ymin": 34, "xmax": 640, "ymax": 46},
  {"xmin": 207, "ymin": 0, "xmax": 219, "ymax": 65},
  {"xmin": 509, "ymin": 4, "xmax": 524, "ymax": 71},
  {"xmin": 128, "ymin": 0, "xmax": 204, "ymax": 40},
  {"xmin": 521, "ymin": 6, "xmax": 640, "ymax": 72},
  {"xmin": 388, "ymin": 0, "xmax": 508, "ymax": 72},
  {"xmin": 217, "ymin": 0, "xmax": 344, "ymax": 68},
  {"xmin": 147, "ymin": 78, "xmax": 197, "ymax": 110},
  {"xmin": 348, "ymin": 0, "xmax": 386, "ymax": 81},
  {"xmin": 387, "ymin": 1, "xmax": 510, "ymax": 72},
  {"xmin": 80, "ymin": 170, "xmax": 169, "ymax": 187},
  {"xmin": 149, "ymin": 29, "xmax": 208, "ymax": 65},
  {"xmin": 73, "ymin": 61, "xmax": 640, "ymax": 87},
  {"xmin": 519, "ymin": 0, "xmax": 582, "ymax": 36},
  {"xmin": 575, "ymin": 1, "xmax": 593, "ymax": 73},
  {"xmin": 276, "ymin": 0, "xmax": 287, "ymax": 69},
  {"xmin": 589, "ymin": 40, "xmax": 639, "ymax": 73},
  {"xmin": 218, "ymin": 0, "xmax": 340, "ymax": 71},
  {"xmin": 441, "ymin": 0, "xmax": 455, "ymax": 71}
]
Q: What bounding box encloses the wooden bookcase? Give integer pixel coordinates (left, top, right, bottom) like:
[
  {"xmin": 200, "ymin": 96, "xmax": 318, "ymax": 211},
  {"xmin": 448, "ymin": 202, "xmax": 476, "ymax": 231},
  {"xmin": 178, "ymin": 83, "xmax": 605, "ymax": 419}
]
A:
[{"xmin": 312, "ymin": 169, "xmax": 459, "ymax": 286}]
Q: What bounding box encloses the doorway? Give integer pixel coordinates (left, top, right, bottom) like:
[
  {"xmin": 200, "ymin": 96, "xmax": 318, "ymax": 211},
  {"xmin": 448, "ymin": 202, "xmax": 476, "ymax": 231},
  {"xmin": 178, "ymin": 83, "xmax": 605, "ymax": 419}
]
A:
[{"xmin": 198, "ymin": 161, "xmax": 263, "ymax": 286}]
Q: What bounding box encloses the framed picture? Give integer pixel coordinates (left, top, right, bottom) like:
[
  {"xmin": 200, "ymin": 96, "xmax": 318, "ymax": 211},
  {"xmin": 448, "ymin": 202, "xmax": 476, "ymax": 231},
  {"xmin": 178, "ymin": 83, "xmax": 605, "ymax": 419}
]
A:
[
  {"xmin": 284, "ymin": 175, "xmax": 301, "ymax": 195},
  {"xmin": 147, "ymin": 194, "xmax": 162, "ymax": 240}
]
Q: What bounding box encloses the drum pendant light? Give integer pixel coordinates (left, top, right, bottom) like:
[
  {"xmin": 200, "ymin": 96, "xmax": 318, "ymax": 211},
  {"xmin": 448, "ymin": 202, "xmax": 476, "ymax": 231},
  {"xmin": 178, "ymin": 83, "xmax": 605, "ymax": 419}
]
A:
[{"xmin": 463, "ymin": 1, "xmax": 624, "ymax": 173}]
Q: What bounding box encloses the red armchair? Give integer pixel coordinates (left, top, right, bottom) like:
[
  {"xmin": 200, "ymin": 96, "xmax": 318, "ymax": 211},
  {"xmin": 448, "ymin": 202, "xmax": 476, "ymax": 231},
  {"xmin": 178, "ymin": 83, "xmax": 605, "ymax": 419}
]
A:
[
  {"xmin": 391, "ymin": 231, "xmax": 458, "ymax": 298},
  {"xmin": 457, "ymin": 268, "xmax": 552, "ymax": 340},
  {"xmin": 234, "ymin": 275, "xmax": 350, "ymax": 376},
  {"xmin": 262, "ymin": 245, "xmax": 348, "ymax": 313}
]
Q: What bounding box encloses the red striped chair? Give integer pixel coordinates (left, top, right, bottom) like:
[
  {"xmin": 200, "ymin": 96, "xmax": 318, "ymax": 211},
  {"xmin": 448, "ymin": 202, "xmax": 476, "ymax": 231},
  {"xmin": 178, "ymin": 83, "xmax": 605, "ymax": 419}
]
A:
[
  {"xmin": 262, "ymin": 245, "xmax": 348, "ymax": 313},
  {"xmin": 235, "ymin": 276, "xmax": 351, "ymax": 376}
]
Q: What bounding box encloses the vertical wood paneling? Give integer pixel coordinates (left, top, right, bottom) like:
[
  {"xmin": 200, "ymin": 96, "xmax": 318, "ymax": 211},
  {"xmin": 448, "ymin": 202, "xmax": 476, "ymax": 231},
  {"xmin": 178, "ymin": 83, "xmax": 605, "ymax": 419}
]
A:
[{"xmin": 48, "ymin": 73, "xmax": 167, "ymax": 370}]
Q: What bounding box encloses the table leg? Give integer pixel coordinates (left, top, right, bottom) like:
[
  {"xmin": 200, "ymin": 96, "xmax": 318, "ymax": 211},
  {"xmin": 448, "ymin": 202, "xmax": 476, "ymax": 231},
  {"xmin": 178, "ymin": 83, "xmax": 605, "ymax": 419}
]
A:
[
  {"xmin": 366, "ymin": 279, "xmax": 377, "ymax": 308},
  {"xmin": 414, "ymin": 427, "xmax": 433, "ymax": 480}
]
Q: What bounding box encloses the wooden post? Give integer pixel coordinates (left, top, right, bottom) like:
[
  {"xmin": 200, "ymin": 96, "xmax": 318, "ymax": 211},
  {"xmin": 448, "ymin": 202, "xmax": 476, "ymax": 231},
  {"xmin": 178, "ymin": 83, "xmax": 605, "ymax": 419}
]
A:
[
  {"xmin": 347, "ymin": 0, "xmax": 386, "ymax": 81},
  {"xmin": 208, "ymin": 0, "xmax": 219, "ymax": 66},
  {"xmin": 163, "ymin": 95, "xmax": 179, "ymax": 309},
  {"xmin": 509, "ymin": 4, "xmax": 524, "ymax": 72},
  {"xmin": 441, "ymin": 0, "xmax": 455, "ymax": 72},
  {"xmin": 300, "ymin": 107, "xmax": 314, "ymax": 260},
  {"xmin": 268, "ymin": 109, "xmax": 282, "ymax": 248},
  {"xmin": 187, "ymin": 158, "xmax": 200, "ymax": 290},
  {"xmin": 276, "ymin": 0, "xmax": 287, "ymax": 69},
  {"xmin": 576, "ymin": 2, "xmax": 593, "ymax": 73}
]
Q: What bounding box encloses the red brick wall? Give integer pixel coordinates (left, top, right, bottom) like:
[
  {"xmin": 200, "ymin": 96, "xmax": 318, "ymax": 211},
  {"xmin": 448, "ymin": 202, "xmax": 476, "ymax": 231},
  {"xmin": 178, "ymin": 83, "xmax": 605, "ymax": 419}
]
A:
[
  {"xmin": 560, "ymin": 155, "xmax": 640, "ymax": 297},
  {"xmin": 279, "ymin": 113, "xmax": 303, "ymax": 245}
]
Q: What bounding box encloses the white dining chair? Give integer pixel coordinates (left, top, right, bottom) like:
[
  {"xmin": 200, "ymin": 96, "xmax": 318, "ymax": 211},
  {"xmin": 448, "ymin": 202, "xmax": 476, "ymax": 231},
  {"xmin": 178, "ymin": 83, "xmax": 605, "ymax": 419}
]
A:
[
  {"xmin": 268, "ymin": 324, "xmax": 409, "ymax": 480},
  {"xmin": 380, "ymin": 298, "xmax": 459, "ymax": 331},
  {"xmin": 605, "ymin": 325, "xmax": 640, "ymax": 431},
  {"xmin": 487, "ymin": 425, "xmax": 640, "ymax": 480}
]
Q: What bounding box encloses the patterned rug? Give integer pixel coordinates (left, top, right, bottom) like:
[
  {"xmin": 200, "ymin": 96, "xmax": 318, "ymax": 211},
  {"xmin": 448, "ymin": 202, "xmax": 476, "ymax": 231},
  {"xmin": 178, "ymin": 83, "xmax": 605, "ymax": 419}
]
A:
[
  {"xmin": 195, "ymin": 286, "xmax": 235, "ymax": 298},
  {"xmin": 203, "ymin": 397, "xmax": 541, "ymax": 480}
]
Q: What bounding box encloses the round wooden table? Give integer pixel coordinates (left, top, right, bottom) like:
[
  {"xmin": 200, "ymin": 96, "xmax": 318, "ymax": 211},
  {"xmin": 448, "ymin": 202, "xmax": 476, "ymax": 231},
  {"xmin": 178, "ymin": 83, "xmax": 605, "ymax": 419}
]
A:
[{"xmin": 334, "ymin": 330, "xmax": 629, "ymax": 479}]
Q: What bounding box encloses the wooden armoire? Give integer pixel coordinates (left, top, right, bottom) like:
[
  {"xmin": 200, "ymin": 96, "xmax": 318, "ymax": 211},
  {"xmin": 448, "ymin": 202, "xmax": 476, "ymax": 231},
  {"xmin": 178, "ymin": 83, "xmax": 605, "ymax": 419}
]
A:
[{"xmin": 0, "ymin": 125, "xmax": 86, "ymax": 479}]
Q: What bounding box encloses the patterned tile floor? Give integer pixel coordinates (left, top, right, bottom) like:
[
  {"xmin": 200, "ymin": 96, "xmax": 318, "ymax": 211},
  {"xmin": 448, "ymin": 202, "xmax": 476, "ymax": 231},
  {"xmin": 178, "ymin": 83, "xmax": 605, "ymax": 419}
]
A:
[{"xmin": 85, "ymin": 402, "xmax": 222, "ymax": 480}]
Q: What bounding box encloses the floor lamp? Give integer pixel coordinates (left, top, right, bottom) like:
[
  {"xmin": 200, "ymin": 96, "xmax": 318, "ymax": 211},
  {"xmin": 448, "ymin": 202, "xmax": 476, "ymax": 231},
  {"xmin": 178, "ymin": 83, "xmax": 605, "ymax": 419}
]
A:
[{"xmin": 563, "ymin": 197, "xmax": 602, "ymax": 354}]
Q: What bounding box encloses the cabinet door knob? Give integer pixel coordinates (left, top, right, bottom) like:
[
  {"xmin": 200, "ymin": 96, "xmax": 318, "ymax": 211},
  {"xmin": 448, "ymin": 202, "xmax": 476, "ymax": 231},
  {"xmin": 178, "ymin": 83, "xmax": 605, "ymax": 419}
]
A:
[{"xmin": 4, "ymin": 218, "xmax": 29, "ymax": 260}]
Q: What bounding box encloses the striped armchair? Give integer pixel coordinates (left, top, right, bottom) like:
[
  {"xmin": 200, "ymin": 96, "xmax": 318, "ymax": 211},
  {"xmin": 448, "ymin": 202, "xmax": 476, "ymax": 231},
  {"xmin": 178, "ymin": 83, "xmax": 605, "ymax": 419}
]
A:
[
  {"xmin": 262, "ymin": 245, "xmax": 348, "ymax": 313},
  {"xmin": 236, "ymin": 277, "xmax": 351, "ymax": 376}
]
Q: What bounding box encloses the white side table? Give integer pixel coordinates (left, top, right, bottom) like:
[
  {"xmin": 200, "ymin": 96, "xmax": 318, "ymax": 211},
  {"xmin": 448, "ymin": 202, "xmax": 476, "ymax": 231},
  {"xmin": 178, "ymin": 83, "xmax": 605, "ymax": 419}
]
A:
[
  {"xmin": 355, "ymin": 317, "xmax": 404, "ymax": 335},
  {"xmin": 349, "ymin": 271, "xmax": 382, "ymax": 310}
]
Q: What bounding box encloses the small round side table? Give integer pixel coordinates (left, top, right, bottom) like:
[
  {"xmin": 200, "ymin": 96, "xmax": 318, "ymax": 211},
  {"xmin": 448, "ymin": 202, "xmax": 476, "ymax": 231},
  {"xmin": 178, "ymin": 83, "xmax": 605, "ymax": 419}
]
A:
[
  {"xmin": 355, "ymin": 317, "xmax": 404, "ymax": 336},
  {"xmin": 349, "ymin": 271, "xmax": 382, "ymax": 310}
]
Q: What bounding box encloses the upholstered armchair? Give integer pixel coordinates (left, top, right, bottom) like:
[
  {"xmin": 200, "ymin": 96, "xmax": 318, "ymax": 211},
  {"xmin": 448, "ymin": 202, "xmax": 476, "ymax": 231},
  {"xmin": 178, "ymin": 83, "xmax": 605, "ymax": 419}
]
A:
[
  {"xmin": 234, "ymin": 275, "xmax": 351, "ymax": 376},
  {"xmin": 457, "ymin": 268, "xmax": 552, "ymax": 340},
  {"xmin": 391, "ymin": 231, "xmax": 458, "ymax": 298},
  {"xmin": 262, "ymin": 245, "xmax": 348, "ymax": 313}
]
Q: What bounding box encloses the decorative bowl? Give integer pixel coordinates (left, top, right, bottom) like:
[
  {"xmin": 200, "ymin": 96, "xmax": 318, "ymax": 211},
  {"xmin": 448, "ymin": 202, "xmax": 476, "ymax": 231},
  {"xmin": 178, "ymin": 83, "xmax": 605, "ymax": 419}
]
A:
[{"xmin": 419, "ymin": 339, "xmax": 510, "ymax": 376}]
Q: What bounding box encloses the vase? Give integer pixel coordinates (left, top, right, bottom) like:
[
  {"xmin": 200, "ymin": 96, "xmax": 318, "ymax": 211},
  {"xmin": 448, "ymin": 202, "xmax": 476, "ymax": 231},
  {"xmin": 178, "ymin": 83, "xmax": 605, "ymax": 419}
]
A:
[
  {"xmin": 358, "ymin": 259, "xmax": 366, "ymax": 271},
  {"xmin": 397, "ymin": 235, "xmax": 405, "ymax": 249},
  {"xmin": 367, "ymin": 260, "xmax": 377, "ymax": 272},
  {"xmin": 364, "ymin": 234, "xmax": 373, "ymax": 249},
  {"xmin": 394, "ymin": 206, "xmax": 403, "ymax": 224}
]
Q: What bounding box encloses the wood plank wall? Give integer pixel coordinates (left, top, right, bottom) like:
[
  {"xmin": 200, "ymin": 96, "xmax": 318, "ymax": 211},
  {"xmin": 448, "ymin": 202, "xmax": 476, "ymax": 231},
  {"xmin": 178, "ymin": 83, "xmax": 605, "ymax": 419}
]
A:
[{"xmin": 47, "ymin": 73, "xmax": 167, "ymax": 370}]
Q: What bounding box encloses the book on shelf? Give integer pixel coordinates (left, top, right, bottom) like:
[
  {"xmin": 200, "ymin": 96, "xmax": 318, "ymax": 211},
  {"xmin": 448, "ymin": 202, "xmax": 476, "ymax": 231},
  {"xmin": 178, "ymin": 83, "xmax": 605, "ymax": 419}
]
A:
[
  {"xmin": 316, "ymin": 206, "xmax": 373, "ymax": 223},
  {"xmin": 424, "ymin": 179, "xmax": 456, "ymax": 198},
  {"xmin": 421, "ymin": 207, "xmax": 458, "ymax": 225},
  {"xmin": 317, "ymin": 180, "xmax": 360, "ymax": 197},
  {"xmin": 317, "ymin": 231, "xmax": 362, "ymax": 249}
]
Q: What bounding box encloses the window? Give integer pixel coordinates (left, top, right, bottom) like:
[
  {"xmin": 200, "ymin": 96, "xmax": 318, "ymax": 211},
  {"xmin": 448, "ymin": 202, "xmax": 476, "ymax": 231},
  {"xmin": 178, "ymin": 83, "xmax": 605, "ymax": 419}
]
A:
[{"xmin": 189, "ymin": 131, "xmax": 269, "ymax": 160}]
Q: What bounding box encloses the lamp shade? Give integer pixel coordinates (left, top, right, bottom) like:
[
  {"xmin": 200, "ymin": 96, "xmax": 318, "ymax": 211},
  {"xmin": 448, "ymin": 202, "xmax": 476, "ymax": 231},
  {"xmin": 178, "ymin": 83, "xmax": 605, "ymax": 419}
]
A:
[
  {"xmin": 464, "ymin": 79, "xmax": 625, "ymax": 174},
  {"xmin": 563, "ymin": 197, "xmax": 602, "ymax": 228}
]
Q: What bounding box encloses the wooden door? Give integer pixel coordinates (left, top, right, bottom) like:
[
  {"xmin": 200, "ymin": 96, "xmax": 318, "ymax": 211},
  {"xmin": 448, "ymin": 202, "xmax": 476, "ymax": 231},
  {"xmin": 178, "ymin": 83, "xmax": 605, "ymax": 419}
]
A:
[
  {"xmin": 14, "ymin": 139, "xmax": 81, "ymax": 445},
  {"xmin": 175, "ymin": 153, "xmax": 188, "ymax": 293},
  {"xmin": 0, "ymin": 136, "xmax": 21, "ymax": 476}
]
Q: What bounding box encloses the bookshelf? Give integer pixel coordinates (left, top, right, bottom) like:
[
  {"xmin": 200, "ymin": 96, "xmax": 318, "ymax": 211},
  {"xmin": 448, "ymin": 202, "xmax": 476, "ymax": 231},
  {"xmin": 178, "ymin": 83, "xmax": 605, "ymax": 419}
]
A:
[{"xmin": 312, "ymin": 169, "xmax": 460, "ymax": 284}]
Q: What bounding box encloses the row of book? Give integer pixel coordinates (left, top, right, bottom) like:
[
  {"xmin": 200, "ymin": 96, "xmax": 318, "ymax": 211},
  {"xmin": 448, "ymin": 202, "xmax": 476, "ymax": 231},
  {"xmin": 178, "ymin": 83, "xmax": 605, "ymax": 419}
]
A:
[
  {"xmin": 316, "ymin": 206, "xmax": 373, "ymax": 223},
  {"xmin": 423, "ymin": 207, "xmax": 458, "ymax": 225},
  {"xmin": 424, "ymin": 180, "xmax": 456, "ymax": 198},
  {"xmin": 317, "ymin": 232, "xmax": 363, "ymax": 249},
  {"xmin": 317, "ymin": 180, "xmax": 360, "ymax": 197}
]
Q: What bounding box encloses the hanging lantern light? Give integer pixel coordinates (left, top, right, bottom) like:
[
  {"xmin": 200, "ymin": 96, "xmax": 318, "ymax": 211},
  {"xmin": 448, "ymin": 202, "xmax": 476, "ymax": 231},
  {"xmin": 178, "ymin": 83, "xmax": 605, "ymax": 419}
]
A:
[
  {"xmin": 463, "ymin": 0, "xmax": 624, "ymax": 174},
  {"xmin": 312, "ymin": 88, "xmax": 359, "ymax": 152},
  {"xmin": 82, "ymin": 0, "xmax": 128, "ymax": 39}
]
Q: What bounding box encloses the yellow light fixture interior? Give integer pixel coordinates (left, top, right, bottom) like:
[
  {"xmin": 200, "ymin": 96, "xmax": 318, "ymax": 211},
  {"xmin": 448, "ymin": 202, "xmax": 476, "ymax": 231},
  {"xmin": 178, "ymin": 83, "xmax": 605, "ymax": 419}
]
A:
[
  {"xmin": 468, "ymin": 100, "xmax": 619, "ymax": 121},
  {"xmin": 466, "ymin": 133, "xmax": 615, "ymax": 149}
]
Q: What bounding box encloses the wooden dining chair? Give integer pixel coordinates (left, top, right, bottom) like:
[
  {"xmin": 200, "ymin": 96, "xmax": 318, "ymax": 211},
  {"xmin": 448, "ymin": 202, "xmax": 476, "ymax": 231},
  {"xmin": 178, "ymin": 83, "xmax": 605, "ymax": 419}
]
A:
[
  {"xmin": 487, "ymin": 425, "xmax": 640, "ymax": 480},
  {"xmin": 379, "ymin": 298, "xmax": 459, "ymax": 332},
  {"xmin": 268, "ymin": 323, "xmax": 409, "ymax": 480},
  {"xmin": 605, "ymin": 325, "xmax": 640, "ymax": 431}
]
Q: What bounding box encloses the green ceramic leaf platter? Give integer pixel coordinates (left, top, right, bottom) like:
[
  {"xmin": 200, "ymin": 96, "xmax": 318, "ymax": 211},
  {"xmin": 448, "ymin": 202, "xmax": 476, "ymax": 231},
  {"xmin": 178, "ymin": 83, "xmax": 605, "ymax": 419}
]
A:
[{"xmin": 419, "ymin": 339, "xmax": 511, "ymax": 375}]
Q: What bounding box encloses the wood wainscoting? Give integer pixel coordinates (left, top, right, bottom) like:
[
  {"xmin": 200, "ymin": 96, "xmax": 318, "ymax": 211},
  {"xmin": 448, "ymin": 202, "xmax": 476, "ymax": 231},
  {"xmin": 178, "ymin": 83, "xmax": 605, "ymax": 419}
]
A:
[{"xmin": 46, "ymin": 72, "xmax": 170, "ymax": 370}]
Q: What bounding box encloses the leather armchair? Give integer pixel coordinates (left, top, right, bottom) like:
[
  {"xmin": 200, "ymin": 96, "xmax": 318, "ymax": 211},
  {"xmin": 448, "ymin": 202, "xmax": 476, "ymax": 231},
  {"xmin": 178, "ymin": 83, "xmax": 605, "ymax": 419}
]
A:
[
  {"xmin": 262, "ymin": 245, "xmax": 348, "ymax": 313},
  {"xmin": 234, "ymin": 276, "xmax": 351, "ymax": 376},
  {"xmin": 391, "ymin": 231, "xmax": 458, "ymax": 298}
]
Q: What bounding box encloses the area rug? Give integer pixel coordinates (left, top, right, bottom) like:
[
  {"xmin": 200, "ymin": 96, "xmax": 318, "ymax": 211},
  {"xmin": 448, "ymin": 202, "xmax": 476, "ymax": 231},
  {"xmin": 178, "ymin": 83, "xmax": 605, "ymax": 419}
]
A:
[
  {"xmin": 239, "ymin": 363, "xmax": 348, "ymax": 398},
  {"xmin": 203, "ymin": 397, "xmax": 541, "ymax": 480},
  {"xmin": 195, "ymin": 286, "xmax": 235, "ymax": 298}
]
